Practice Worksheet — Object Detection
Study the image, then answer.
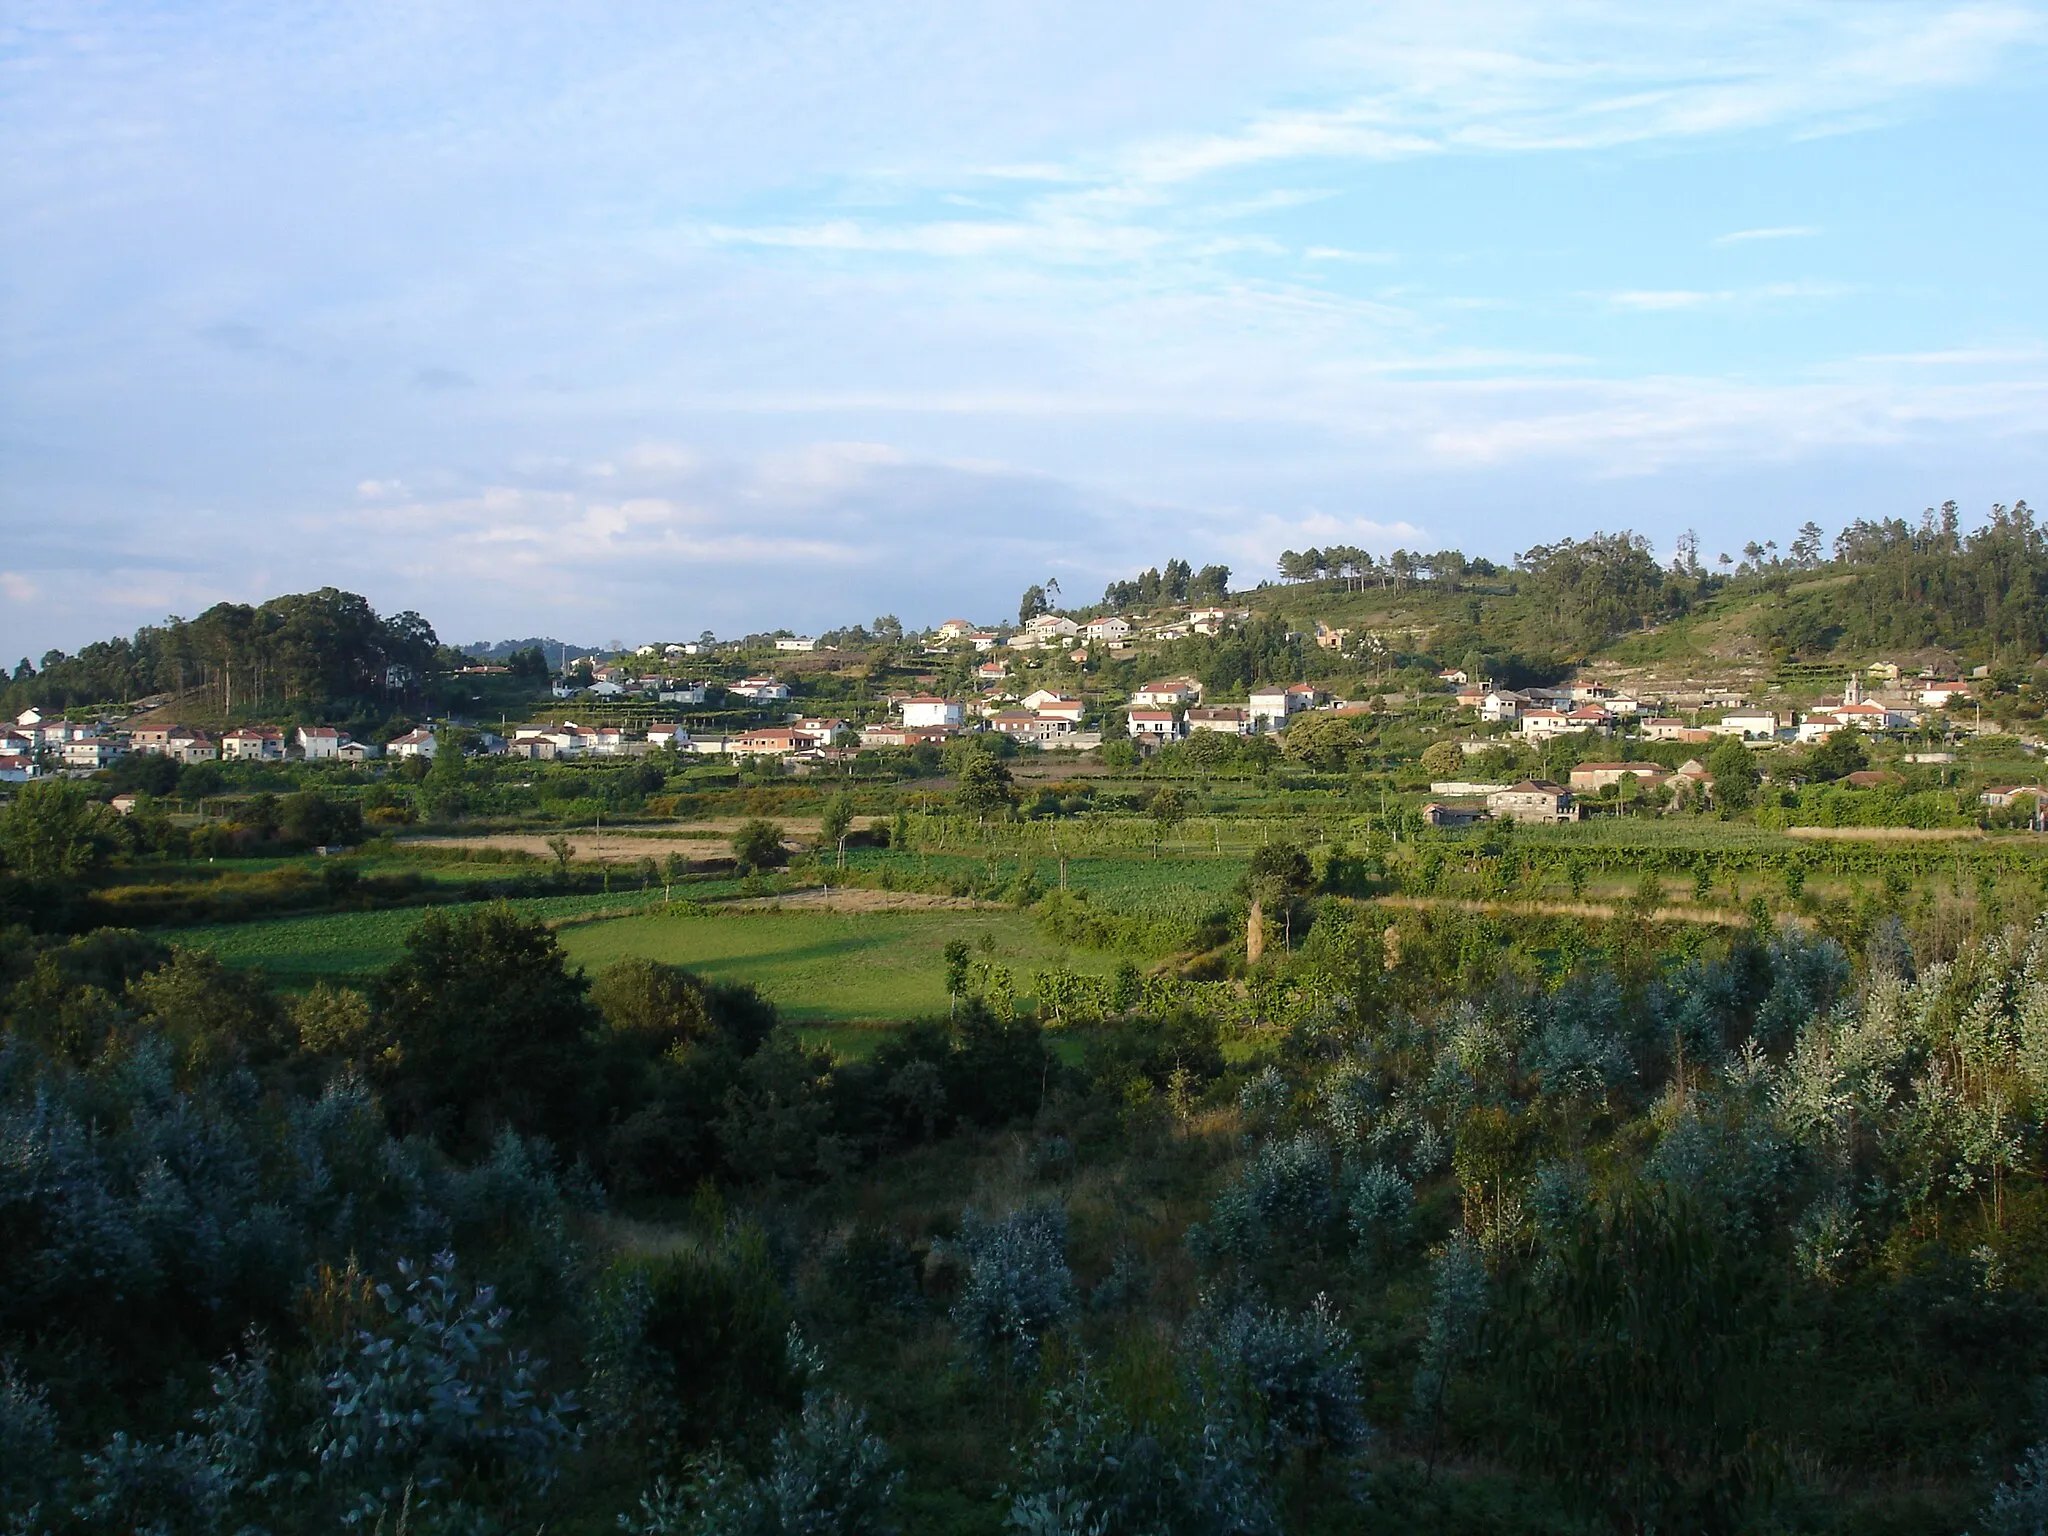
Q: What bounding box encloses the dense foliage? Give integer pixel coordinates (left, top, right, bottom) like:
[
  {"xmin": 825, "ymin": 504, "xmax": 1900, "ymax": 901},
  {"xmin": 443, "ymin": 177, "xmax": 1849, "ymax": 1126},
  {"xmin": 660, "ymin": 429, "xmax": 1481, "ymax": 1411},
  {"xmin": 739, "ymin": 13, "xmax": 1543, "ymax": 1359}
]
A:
[{"xmin": 5, "ymin": 587, "xmax": 440, "ymax": 715}]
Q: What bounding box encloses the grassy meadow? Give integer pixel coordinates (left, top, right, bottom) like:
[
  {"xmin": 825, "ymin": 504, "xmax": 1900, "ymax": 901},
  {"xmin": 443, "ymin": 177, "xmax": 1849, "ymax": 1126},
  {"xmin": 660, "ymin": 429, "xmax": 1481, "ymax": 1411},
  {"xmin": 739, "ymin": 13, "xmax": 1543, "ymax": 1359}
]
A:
[{"xmin": 556, "ymin": 905, "xmax": 1128, "ymax": 1039}]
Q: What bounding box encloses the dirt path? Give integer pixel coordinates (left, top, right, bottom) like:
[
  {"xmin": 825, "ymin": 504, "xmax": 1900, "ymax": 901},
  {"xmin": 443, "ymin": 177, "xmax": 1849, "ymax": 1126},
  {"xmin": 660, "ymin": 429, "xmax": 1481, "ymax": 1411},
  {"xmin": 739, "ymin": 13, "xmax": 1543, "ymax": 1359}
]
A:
[
  {"xmin": 1369, "ymin": 894, "xmax": 1752, "ymax": 928},
  {"xmin": 719, "ymin": 887, "xmax": 1000, "ymax": 913},
  {"xmin": 403, "ymin": 816, "xmax": 885, "ymax": 860},
  {"xmin": 402, "ymin": 832, "xmax": 728, "ymax": 862},
  {"xmin": 1784, "ymin": 826, "xmax": 1983, "ymax": 842}
]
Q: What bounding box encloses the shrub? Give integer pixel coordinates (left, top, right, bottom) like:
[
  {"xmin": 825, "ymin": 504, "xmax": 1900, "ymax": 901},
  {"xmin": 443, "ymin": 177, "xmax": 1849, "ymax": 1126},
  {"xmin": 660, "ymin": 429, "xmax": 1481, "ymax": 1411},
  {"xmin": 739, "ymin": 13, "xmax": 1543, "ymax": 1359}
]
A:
[
  {"xmin": 1189, "ymin": 1132, "xmax": 1337, "ymax": 1267},
  {"xmin": 732, "ymin": 818, "xmax": 789, "ymax": 874},
  {"xmin": 947, "ymin": 1203, "xmax": 1078, "ymax": 1375},
  {"xmin": 1190, "ymin": 1292, "xmax": 1371, "ymax": 1465},
  {"xmin": 1005, "ymin": 1364, "xmax": 1276, "ymax": 1536},
  {"xmin": 1343, "ymin": 1159, "xmax": 1415, "ymax": 1271},
  {"xmin": 308, "ymin": 1250, "xmax": 578, "ymax": 1527},
  {"xmin": 587, "ymin": 1234, "xmax": 803, "ymax": 1467}
]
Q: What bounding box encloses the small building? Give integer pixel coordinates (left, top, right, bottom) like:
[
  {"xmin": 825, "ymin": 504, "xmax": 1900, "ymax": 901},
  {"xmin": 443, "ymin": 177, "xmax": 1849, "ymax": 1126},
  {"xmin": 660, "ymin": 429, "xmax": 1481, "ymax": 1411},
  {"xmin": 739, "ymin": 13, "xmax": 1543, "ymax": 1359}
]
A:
[
  {"xmin": 1488, "ymin": 780, "xmax": 1576, "ymax": 823},
  {"xmin": 1518, "ymin": 708, "xmax": 1570, "ymax": 740},
  {"xmin": 1248, "ymin": 683, "xmax": 1319, "ymax": 730},
  {"xmin": 935, "ymin": 618, "xmax": 975, "ymax": 640},
  {"xmin": 1084, "ymin": 616, "xmax": 1133, "ymax": 644},
  {"xmin": 167, "ymin": 730, "xmax": 218, "ymax": 764},
  {"xmin": 729, "ymin": 677, "xmax": 791, "ymax": 701},
  {"xmin": 987, "ymin": 710, "xmax": 1075, "ymax": 745},
  {"xmin": 773, "ymin": 636, "xmax": 817, "ymax": 652},
  {"xmin": 726, "ymin": 730, "xmax": 802, "ymax": 758},
  {"xmin": 1919, "ymin": 680, "xmax": 1973, "ymax": 708},
  {"xmin": 1567, "ymin": 761, "xmax": 1664, "ymax": 793},
  {"xmin": 336, "ymin": 740, "xmax": 381, "ymax": 763},
  {"xmin": 658, "ymin": 683, "xmax": 709, "ymax": 704},
  {"xmin": 1131, "ymin": 677, "xmax": 1201, "ymax": 709},
  {"xmin": 62, "ymin": 738, "xmax": 125, "ymax": 770},
  {"xmin": 975, "ymin": 661, "xmax": 1011, "ymax": 683},
  {"xmin": 0, "ymin": 753, "xmax": 38, "ymax": 782},
  {"xmin": 387, "ymin": 729, "xmax": 438, "ymax": 759},
  {"xmin": 297, "ymin": 726, "xmax": 345, "ymax": 760},
  {"xmin": 1019, "ymin": 691, "xmax": 1085, "ymax": 723},
  {"xmin": 902, "ymin": 696, "xmax": 965, "ymax": 730},
  {"xmin": 647, "ymin": 723, "xmax": 691, "ymax": 750},
  {"xmin": 221, "ymin": 727, "xmax": 286, "ymax": 761},
  {"xmin": 1420, "ymin": 800, "xmax": 1486, "ymax": 828},
  {"xmin": 1981, "ymin": 785, "xmax": 2047, "ymax": 809},
  {"xmin": 1127, "ymin": 708, "xmax": 1182, "ymax": 741},
  {"xmin": 1714, "ymin": 711, "xmax": 1780, "ymax": 740},
  {"xmin": 1186, "ymin": 706, "xmax": 1250, "ymax": 735}
]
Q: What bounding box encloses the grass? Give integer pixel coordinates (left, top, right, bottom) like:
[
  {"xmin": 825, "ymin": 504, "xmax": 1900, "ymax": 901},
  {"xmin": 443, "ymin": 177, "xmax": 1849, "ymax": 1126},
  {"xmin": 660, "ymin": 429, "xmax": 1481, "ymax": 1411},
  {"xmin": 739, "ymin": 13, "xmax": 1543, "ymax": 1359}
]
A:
[
  {"xmin": 555, "ymin": 905, "xmax": 1130, "ymax": 1028},
  {"xmin": 168, "ymin": 887, "xmax": 684, "ymax": 986},
  {"xmin": 843, "ymin": 849, "xmax": 1246, "ymax": 918},
  {"xmin": 171, "ymin": 886, "xmax": 1145, "ymax": 1037}
]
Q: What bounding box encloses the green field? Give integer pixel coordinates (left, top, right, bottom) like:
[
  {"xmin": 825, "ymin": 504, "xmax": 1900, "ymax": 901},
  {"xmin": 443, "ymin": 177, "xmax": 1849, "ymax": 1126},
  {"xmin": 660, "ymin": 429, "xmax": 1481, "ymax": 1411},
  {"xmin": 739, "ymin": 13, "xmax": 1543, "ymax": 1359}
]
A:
[
  {"xmin": 169, "ymin": 890, "xmax": 1133, "ymax": 1031},
  {"xmin": 170, "ymin": 888, "xmax": 678, "ymax": 986},
  {"xmin": 555, "ymin": 906, "xmax": 1125, "ymax": 1026},
  {"xmin": 842, "ymin": 849, "xmax": 1246, "ymax": 917}
]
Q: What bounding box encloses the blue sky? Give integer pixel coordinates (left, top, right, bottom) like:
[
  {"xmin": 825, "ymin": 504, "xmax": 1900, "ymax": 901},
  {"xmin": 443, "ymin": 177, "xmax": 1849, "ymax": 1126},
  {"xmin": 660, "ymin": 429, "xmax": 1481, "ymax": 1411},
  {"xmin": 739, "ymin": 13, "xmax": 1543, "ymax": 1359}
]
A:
[{"xmin": 3, "ymin": 2, "xmax": 2044, "ymax": 658}]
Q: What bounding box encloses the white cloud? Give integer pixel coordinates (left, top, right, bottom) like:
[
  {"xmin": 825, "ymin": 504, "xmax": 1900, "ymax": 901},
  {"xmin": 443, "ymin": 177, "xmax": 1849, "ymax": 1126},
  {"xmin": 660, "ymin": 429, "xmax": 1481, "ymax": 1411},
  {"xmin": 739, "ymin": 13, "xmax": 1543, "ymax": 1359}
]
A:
[
  {"xmin": 1713, "ymin": 225, "xmax": 1819, "ymax": 244},
  {"xmin": 0, "ymin": 573, "xmax": 39, "ymax": 603},
  {"xmin": 1608, "ymin": 289, "xmax": 1721, "ymax": 311}
]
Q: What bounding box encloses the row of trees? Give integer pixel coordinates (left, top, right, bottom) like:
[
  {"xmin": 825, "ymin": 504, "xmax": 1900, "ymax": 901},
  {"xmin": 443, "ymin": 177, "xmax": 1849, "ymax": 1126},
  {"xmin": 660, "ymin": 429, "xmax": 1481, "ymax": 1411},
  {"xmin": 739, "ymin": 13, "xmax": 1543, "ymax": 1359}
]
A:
[
  {"xmin": 1276, "ymin": 545, "xmax": 1499, "ymax": 591},
  {"xmin": 1098, "ymin": 557, "xmax": 1232, "ymax": 611},
  {"xmin": 4, "ymin": 587, "xmax": 442, "ymax": 715}
]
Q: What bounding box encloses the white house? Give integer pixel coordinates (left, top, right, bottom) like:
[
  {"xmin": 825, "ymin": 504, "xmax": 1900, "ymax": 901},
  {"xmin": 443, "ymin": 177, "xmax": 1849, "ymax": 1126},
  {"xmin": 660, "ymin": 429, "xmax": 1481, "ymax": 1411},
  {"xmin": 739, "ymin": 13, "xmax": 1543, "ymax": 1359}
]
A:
[
  {"xmin": 0, "ymin": 753, "xmax": 36, "ymax": 782},
  {"xmin": 729, "ymin": 677, "xmax": 791, "ymax": 701},
  {"xmin": 63, "ymin": 737, "xmax": 126, "ymax": 769},
  {"xmin": 902, "ymin": 696, "xmax": 965, "ymax": 729},
  {"xmin": 1479, "ymin": 690, "xmax": 1524, "ymax": 723},
  {"xmin": 1084, "ymin": 616, "xmax": 1133, "ymax": 644},
  {"xmin": 1518, "ymin": 708, "xmax": 1570, "ymax": 740},
  {"xmin": 774, "ymin": 637, "xmax": 817, "ymax": 652},
  {"xmin": 1713, "ymin": 711, "xmax": 1780, "ymax": 740},
  {"xmin": 1026, "ymin": 614, "xmax": 1080, "ymax": 638},
  {"xmin": 1127, "ymin": 708, "xmax": 1182, "ymax": 740},
  {"xmin": 1248, "ymin": 683, "xmax": 1319, "ymax": 730},
  {"xmin": 1020, "ymin": 691, "xmax": 1085, "ymax": 722},
  {"xmin": 296, "ymin": 729, "xmax": 344, "ymax": 765},
  {"xmin": 388, "ymin": 729, "xmax": 438, "ymax": 759},
  {"xmin": 658, "ymin": 683, "xmax": 708, "ymax": 704},
  {"xmin": 1919, "ymin": 680, "xmax": 1973, "ymax": 708},
  {"xmin": 935, "ymin": 618, "xmax": 976, "ymax": 640},
  {"xmin": 647, "ymin": 723, "xmax": 691, "ymax": 750},
  {"xmin": 222, "ymin": 727, "xmax": 285, "ymax": 761},
  {"xmin": 1186, "ymin": 706, "xmax": 1250, "ymax": 735},
  {"xmin": 1131, "ymin": 677, "xmax": 1201, "ymax": 709}
]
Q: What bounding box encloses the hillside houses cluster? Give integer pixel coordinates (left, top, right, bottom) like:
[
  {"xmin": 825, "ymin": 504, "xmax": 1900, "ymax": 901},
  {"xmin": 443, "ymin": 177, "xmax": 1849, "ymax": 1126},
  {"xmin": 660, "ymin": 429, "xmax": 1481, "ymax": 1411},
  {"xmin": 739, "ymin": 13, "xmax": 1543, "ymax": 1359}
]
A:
[
  {"xmin": 926, "ymin": 606, "xmax": 1251, "ymax": 658},
  {"xmin": 1449, "ymin": 671, "xmax": 1978, "ymax": 749},
  {"xmin": 3, "ymin": 711, "xmax": 390, "ymax": 778}
]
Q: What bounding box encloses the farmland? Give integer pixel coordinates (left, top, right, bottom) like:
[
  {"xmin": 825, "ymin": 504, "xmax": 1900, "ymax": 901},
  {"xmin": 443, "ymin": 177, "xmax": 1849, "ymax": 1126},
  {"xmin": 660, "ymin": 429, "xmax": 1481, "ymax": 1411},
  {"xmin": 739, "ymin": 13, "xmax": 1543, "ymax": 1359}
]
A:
[{"xmin": 556, "ymin": 905, "xmax": 1128, "ymax": 1029}]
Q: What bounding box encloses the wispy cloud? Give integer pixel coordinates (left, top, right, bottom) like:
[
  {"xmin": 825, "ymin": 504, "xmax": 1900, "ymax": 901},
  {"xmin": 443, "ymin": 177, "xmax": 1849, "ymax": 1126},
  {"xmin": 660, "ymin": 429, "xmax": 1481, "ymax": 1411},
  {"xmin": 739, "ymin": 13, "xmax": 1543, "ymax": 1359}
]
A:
[
  {"xmin": 1713, "ymin": 225, "xmax": 1819, "ymax": 244},
  {"xmin": 1605, "ymin": 282, "xmax": 1849, "ymax": 310}
]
